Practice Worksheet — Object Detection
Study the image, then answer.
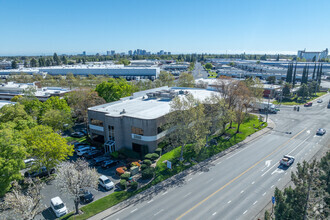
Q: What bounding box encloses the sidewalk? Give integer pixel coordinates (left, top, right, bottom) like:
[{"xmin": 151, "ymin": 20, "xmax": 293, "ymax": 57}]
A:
[{"xmin": 89, "ymin": 119, "xmax": 276, "ymax": 220}]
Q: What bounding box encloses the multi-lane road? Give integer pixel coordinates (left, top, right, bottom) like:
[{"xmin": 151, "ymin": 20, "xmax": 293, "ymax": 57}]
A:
[
  {"xmin": 101, "ymin": 93, "xmax": 330, "ymax": 220},
  {"xmin": 192, "ymin": 62, "xmax": 209, "ymax": 79}
]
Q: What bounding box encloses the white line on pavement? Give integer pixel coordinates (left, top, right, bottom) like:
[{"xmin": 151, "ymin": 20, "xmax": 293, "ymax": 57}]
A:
[
  {"xmin": 131, "ymin": 208, "xmax": 138, "ymax": 213},
  {"xmin": 183, "ymin": 192, "xmax": 191, "ymax": 198},
  {"xmin": 162, "ymin": 192, "xmax": 168, "ymax": 196},
  {"xmin": 261, "ymin": 163, "xmax": 278, "ymax": 177},
  {"xmin": 305, "ymin": 153, "xmax": 308, "ymax": 156},
  {"xmin": 251, "ymin": 181, "xmax": 255, "ymax": 184},
  {"xmin": 187, "ymin": 178, "xmax": 192, "ymax": 181},
  {"xmin": 288, "ymin": 136, "xmax": 310, "ymax": 155},
  {"xmin": 147, "ymin": 199, "xmax": 154, "ymax": 204},
  {"xmin": 243, "ymin": 210, "xmax": 248, "ymax": 215},
  {"xmin": 263, "ymin": 192, "xmax": 266, "ymax": 196},
  {"xmin": 240, "ymin": 190, "xmax": 244, "ymax": 194},
  {"xmin": 226, "ymin": 147, "xmax": 247, "ymax": 159},
  {"xmin": 217, "ymin": 161, "xmax": 222, "ymax": 165},
  {"xmin": 228, "ymin": 200, "xmax": 231, "ymax": 204},
  {"xmin": 154, "ymin": 209, "xmax": 164, "ymax": 216},
  {"xmin": 253, "ymin": 201, "xmax": 258, "ymax": 205},
  {"xmin": 198, "ymin": 172, "xmax": 203, "ymax": 175},
  {"xmin": 278, "ymin": 178, "xmax": 281, "ymax": 182},
  {"xmin": 284, "ymin": 172, "xmax": 287, "ymax": 175},
  {"xmin": 212, "ymin": 212, "xmax": 217, "ymax": 216},
  {"xmin": 206, "ymin": 178, "xmax": 214, "ymax": 183},
  {"xmin": 271, "ymin": 185, "xmax": 275, "ymax": 188}
]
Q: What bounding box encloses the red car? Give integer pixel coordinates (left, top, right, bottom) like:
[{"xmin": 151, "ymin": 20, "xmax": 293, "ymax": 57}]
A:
[{"xmin": 304, "ymin": 102, "xmax": 313, "ymax": 107}]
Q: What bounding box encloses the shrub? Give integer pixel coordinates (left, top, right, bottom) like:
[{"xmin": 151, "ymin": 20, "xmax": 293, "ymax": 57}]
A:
[
  {"xmin": 130, "ymin": 181, "xmax": 138, "ymax": 190},
  {"xmin": 120, "ymin": 172, "xmax": 131, "ymax": 180},
  {"xmin": 118, "ymin": 148, "xmax": 140, "ymax": 159},
  {"xmin": 144, "ymin": 153, "xmax": 153, "ymax": 160},
  {"xmin": 119, "ymin": 179, "xmax": 127, "ymax": 190},
  {"xmin": 155, "ymin": 148, "xmax": 162, "ymax": 156},
  {"xmin": 116, "ymin": 167, "xmax": 125, "ymax": 176},
  {"xmin": 131, "ymin": 161, "xmax": 141, "ymax": 167},
  {"xmin": 110, "ymin": 151, "xmax": 119, "ymax": 159},
  {"xmin": 140, "ymin": 164, "xmax": 148, "ymax": 170},
  {"xmin": 143, "ymin": 159, "xmax": 152, "ymax": 166},
  {"xmin": 151, "ymin": 153, "xmax": 159, "ymax": 161},
  {"xmin": 142, "ymin": 167, "xmax": 155, "ymax": 180}
]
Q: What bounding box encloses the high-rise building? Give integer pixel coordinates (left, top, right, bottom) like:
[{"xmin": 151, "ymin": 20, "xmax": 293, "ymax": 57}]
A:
[
  {"xmin": 128, "ymin": 50, "xmax": 133, "ymax": 56},
  {"xmin": 107, "ymin": 51, "xmax": 111, "ymax": 56},
  {"xmin": 82, "ymin": 51, "xmax": 86, "ymax": 56},
  {"xmin": 111, "ymin": 50, "xmax": 115, "ymax": 55}
]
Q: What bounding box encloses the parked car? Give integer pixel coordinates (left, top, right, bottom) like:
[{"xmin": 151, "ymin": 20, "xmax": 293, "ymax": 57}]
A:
[
  {"xmin": 50, "ymin": 196, "xmax": 68, "ymax": 218},
  {"xmin": 92, "ymin": 156, "xmax": 110, "ymax": 166},
  {"xmin": 83, "ymin": 150, "xmax": 103, "ymax": 159},
  {"xmin": 24, "ymin": 158, "xmax": 36, "ymax": 168},
  {"xmin": 280, "ymin": 155, "xmax": 295, "ymax": 167},
  {"xmin": 80, "ymin": 189, "xmax": 94, "ymax": 203},
  {"xmin": 71, "ymin": 131, "xmax": 85, "ymax": 138},
  {"xmin": 101, "ymin": 160, "xmax": 119, "ymax": 169},
  {"xmin": 304, "ymin": 102, "xmax": 313, "ymax": 107},
  {"xmin": 316, "ymin": 128, "xmax": 326, "ymax": 135},
  {"xmin": 24, "ymin": 167, "xmax": 55, "ymax": 178},
  {"xmin": 317, "ymin": 99, "xmax": 323, "ymax": 103},
  {"xmin": 76, "ymin": 146, "xmax": 96, "ymax": 156},
  {"xmin": 98, "ymin": 175, "xmax": 114, "ymax": 190}
]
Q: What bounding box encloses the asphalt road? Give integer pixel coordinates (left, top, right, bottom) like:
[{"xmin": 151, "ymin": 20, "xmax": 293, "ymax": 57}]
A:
[
  {"xmin": 192, "ymin": 62, "xmax": 209, "ymax": 79},
  {"xmin": 103, "ymin": 93, "xmax": 330, "ymax": 220}
]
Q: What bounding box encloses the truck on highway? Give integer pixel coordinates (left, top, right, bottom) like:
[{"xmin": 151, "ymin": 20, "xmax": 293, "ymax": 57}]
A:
[{"xmin": 254, "ymin": 101, "xmax": 278, "ymax": 114}]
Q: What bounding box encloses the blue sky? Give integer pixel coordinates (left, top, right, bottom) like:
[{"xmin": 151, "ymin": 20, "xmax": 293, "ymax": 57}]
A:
[{"xmin": 0, "ymin": 0, "xmax": 329, "ymax": 55}]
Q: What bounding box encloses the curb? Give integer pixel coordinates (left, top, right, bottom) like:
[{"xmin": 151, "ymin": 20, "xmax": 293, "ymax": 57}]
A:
[{"xmin": 89, "ymin": 119, "xmax": 276, "ymax": 220}]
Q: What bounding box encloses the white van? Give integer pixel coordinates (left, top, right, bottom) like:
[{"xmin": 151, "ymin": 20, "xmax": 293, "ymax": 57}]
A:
[{"xmin": 50, "ymin": 196, "xmax": 67, "ymax": 217}]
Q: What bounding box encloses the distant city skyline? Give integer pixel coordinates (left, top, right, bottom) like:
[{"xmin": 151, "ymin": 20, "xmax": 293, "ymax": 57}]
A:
[{"xmin": 0, "ymin": 0, "xmax": 329, "ymax": 56}]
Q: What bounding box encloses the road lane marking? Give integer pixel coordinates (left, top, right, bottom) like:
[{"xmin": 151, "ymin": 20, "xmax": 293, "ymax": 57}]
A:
[
  {"xmin": 176, "ymin": 128, "xmax": 307, "ymax": 220},
  {"xmin": 278, "ymin": 178, "xmax": 281, "ymax": 182},
  {"xmin": 147, "ymin": 199, "xmax": 154, "ymax": 204},
  {"xmin": 162, "ymin": 192, "xmax": 168, "ymax": 196},
  {"xmin": 226, "ymin": 147, "xmax": 247, "ymax": 159},
  {"xmin": 263, "ymin": 192, "xmax": 266, "ymax": 196},
  {"xmin": 199, "ymin": 172, "xmax": 203, "ymax": 175},
  {"xmin": 251, "ymin": 181, "xmax": 255, "ymax": 184},
  {"xmin": 212, "ymin": 212, "xmax": 217, "ymax": 216},
  {"xmin": 240, "ymin": 190, "xmax": 244, "ymax": 194},
  {"xmin": 154, "ymin": 209, "xmax": 164, "ymax": 216},
  {"xmin": 206, "ymin": 178, "xmax": 214, "ymax": 183},
  {"xmin": 184, "ymin": 192, "xmax": 191, "ymax": 198},
  {"xmin": 243, "ymin": 210, "xmax": 248, "ymax": 215},
  {"xmin": 131, "ymin": 208, "xmax": 138, "ymax": 213},
  {"xmin": 217, "ymin": 161, "xmax": 222, "ymax": 165},
  {"xmin": 271, "ymin": 169, "xmax": 284, "ymax": 175},
  {"xmin": 228, "ymin": 200, "xmax": 231, "ymax": 204},
  {"xmin": 253, "ymin": 201, "xmax": 258, "ymax": 205},
  {"xmin": 288, "ymin": 136, "xmax": 310, "ymax": 155},
  {"xmin": 271, "ymin": 185, "xmax": 275, "ymax": 188},
  {"xmin": 187, "ymin": 178, "xmax": 193, "ymax": 181},
  {"xmin": 261, "ymin": 163, "xmax": 278, "ymax": 176}
]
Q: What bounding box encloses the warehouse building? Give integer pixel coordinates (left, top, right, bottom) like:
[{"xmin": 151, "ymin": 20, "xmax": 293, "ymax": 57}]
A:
[{"xmin": 87, "ymin": 87, "xmax": 216, "ymax": 156}]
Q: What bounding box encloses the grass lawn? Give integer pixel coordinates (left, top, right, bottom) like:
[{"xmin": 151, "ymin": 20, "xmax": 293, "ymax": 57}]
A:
[
  {"xmin": 65, "ymin": 136, "xmax": 87, "ymax": 144},
  {"xmin": 61, "ymin": 115, "xmax": 266, "ymax": 220},
  {"xmin": 208, "ymin": 71, "xmax": 217, "ymax": 79},
  {"xmin": 273, "ymin": 92, "xmax": 327, "ymax": 105}
]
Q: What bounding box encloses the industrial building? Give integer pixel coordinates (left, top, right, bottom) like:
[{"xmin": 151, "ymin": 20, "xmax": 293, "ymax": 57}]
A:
[
  {"xmin": 87, "ymin": 87, "xmax": 216, "ymax": 156},
  {"xmin": 297, "ymin": 48, "xmax": 328, "ymax": 61},
  {"xmin": 0, "ymin": 100, "xmax": 15, "ymax": 109},
  {"xmin": 0, "ymin": 82, "xmax": 70, "ymax": 101}
]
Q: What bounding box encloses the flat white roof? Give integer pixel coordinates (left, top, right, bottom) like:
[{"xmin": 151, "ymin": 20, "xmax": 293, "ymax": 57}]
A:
[
  {"xmin": 0, "ymin": 100, "xmax": 15, "ymax": 109},
  {"xmin": 89, "ymin": 87, "xmax": 217, "ymax": 120}
]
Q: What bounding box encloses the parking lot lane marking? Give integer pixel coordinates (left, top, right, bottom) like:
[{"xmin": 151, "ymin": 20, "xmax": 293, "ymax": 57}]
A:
[
  {"xmin": 147, "ymin": 199, "xmax": 154, "ymax": 204},
  {"xmin": 187, "ymin": 178, "xmax": 193, "ymax": 181},
  {"xmin": 240, "ymin": 190, "xmax": 244, "ymax": 194},
  {"xmin": 162, "ymin": 191, "xmax": 168, "ymax": 196},
  {"xmin": 212, "ymin": 212, "xmax": 217, "ymax": 216},
  {"xmin": 154, "ymin": 209, "xmax": 164, "ymax": 216},
  {"xmin": 184, "ymin": 192, "xmax": 192, "ymax": 198},
  {"xmin": 263, "ymin": 192, "xmax": 266, "ymax": 196},
  {"xmin": 251, "ymin": 181, "xmax": 255, "ymax": 184},
  {"xmin": 199, "ymin": 172, "xmax": 203, "ymax": 175},
  {"xmin": 175, "ymin": 128, "xmax": 307, "ymax": 220},
  {"xmin": 284, "ymin": 172, "xmax": 287, "ymax": 175},
  {"xmin": 271, "ymin": 185, "xmax": 275, "ymax": 188},
  {"xmin": 243, "ymin": 210, "xmax": 248, "ymax": 215},
  {"xmin": 228, "ymin": 200, "xmax": 231, "ymax": 204},
  {"xmin": 278, "ymin": 178, "xmax": 281, "ymax": 182},
  {"xmin": 131, "ymin": 208, "xmax": 138, "ymax": 213},
  {"xmin": 217, "ymin": 161, "xmax": 222, "ymax": 165},
  {"xmin": 253, "ymin": 201, "xmax": 258, "ymax": 205}
]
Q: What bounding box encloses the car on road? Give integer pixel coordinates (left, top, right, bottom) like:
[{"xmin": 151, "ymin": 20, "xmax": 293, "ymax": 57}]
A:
[
  {"xmin": 24, "ymin": 167, "xmax": 55, "ymax": 178},
  {"xmin": 92, "ymin": 156, "xmax": 110, "ymax": 166},
  {"xmin": 50, "ymin": 196, "xmax": 68, "ymax": 217},
  {"xmin": 280, "ymin": 155, "xmax": 295, "ymax": 167},
  {"xmin": 316, "ymin": 128, "xmax": 326, "ymax": 135},
  {"xmin": 80, "ymin": 189, "xmax": 94, "ymax": 203},
  {"xmin": 98, "ymin": 175, "xmax": 114, "ymax": 190},
  {"xmin": 83, "ymin": 150, "xmax": 103, "ymax": 159},
  {"xmin": 317, "ymin": 99, "xmax": 323, "ymax": 103},
  {"xmin": 304, "ymin": 102, "xmax": 313, "ymax": 107},
  {"xmin": 101, "ymin": 160, "xmax": 119, "ymax": 169},
  {"xmin": 71, "ymin": 131, "xmax": 85, "ymax": 138}
]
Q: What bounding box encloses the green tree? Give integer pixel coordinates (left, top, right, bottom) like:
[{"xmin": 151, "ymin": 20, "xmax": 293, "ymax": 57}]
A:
[
  {"xmin": 0, "ymin": 103, "xmax": 34, "ymax": 125},
  {"xmin": 30, "ymin": 58, "xmax": 37, "ymax": 67},
  {"xmin": 11, "ymin": 60, "xmax": 18, "ymax": 69},
  {"xmin": 25, "ymin": 125, "xmax": 74, "ymax": 175},
  {"xmin": 41, "ymin": 109, "xmax": 73, "ymax": 132},
  {"xmin": 176, "ymin": 72, "xmax": 194, "ymax": 87},
  {"xmin": 204, "ymin": 63, "xmax": 213, "ymax": 70},
  {"xmin": 53, "ymin": 53, "xmax": 61, "ymax": 65},
  {"xmin": 297, "ymin": 84, "xmax": 309, "ymax": 101},
  {"xmin": 282, "ymin": 83, "xmax": 291, "ymax": 97},
  {"xmin": 158, "ymin": 71, "xmax": 175, "ymax": 87},
  {"xmin": 61, "ymin": 56, "xmax": 68, "ymax": 65},
  {"xmin": 95, "ymin": 78, "xmax": 136, "ymax": 102},
  {"xmin": 0, "ymin": 127, "xmax": 26, "ymax": 196},
  {"xmin": 266, "ymin": 76, "xmax": 276, "ymax": 84}
]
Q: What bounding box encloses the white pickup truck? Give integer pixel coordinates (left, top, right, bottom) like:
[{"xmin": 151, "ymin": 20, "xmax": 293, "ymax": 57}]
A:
[{"xmin": 280, "ymin": 155, "xmax": 295, "ymax": 166}]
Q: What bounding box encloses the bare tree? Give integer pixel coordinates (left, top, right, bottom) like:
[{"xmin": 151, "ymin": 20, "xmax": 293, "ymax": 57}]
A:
[
  {"xmin": 1, "ymin": 178, "xmax": 44, "ymax": 220},
  {"xmin": 56, "ymin": 159, "xmax": 98, "ymax": 215}
]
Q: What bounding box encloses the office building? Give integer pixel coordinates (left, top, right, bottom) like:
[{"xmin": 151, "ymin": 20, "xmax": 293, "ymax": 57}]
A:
[
  {"xmin": 111, "ymin": 50, "xmax": 115, "ymax": 56},
  {"xmin": 107, "ymin": 51, "xmax": 111, "ymax": 56},
  {"xmin": 128, "ymin": 50, "xmax": 133, "ymax": 56},
  {"xmin": 88, "ymin": 87, "xmax": 216, "ymax": 155},
  {"xmin": 297, "ymin": 48, "xmax": 328, "ymax": 61}
]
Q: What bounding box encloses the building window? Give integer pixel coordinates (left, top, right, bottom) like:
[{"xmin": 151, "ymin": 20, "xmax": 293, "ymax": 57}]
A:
[
  {"xmin": 131, "ymin": 126, "xmax": 144, "ymax": 135},
  {"xmin": 109, "ymin": 126, "xmax": 115, "ymax": 141},
  {"xmin": 90, "ymin": 119, "xmax": 103, "ymax": 127}
]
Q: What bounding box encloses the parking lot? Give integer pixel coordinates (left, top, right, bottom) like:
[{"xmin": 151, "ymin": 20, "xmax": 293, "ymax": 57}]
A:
[{"xmin": 36, "ymin": 146, "xmax": 125, "ymax": 220}]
